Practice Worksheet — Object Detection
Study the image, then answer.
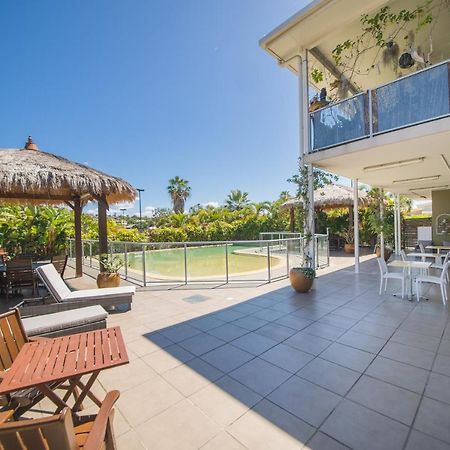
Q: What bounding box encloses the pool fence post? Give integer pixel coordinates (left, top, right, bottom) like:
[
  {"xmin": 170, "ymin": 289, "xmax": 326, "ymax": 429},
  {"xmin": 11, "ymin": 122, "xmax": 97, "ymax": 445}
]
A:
[
  {"xmin": 89, "ymin": 242, "xmax": 93, "ymax": 268},
  {"xmin": 267, "ymin": 242, "xmax": 271, "ymax": 283},
  {"xmin": 142, "ymin": 244, "xmax": 147, "ymax": 287},
  {"xmin": 184, "ymin": 243, "xmax": 188, "ymax": 285},
  {"xmin": 124, "ymin": 242, "xmax": 128, "ymax": 280},
  {"xmin": 225, "ymin": 243, "xmax": 229, "ymax": 284}
]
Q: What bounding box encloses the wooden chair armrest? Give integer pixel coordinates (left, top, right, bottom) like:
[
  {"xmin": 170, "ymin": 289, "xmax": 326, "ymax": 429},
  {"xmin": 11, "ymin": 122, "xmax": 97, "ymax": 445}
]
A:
[
  {"xmin": 0, "ymin": 370, "xmax": 7, "ymax": 380},
  {"xmin": 0, "ymin": 408, "xmax": 14, "ymax": 424},
  {"xmin": 28, "ymin": 336, "xmax": 50, "ymax": 342},
  {"xmin": 83, "ymin": 390, "xmax": 120, "ymax": 450}
]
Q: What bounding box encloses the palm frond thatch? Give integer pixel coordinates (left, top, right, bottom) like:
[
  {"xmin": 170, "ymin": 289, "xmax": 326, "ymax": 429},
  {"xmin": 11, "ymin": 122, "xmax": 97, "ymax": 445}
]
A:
[
  {"xmin": 281, "ymin": 184, "xmax": 369, "ymax": 210},
  {"xmin": 0, "ymin": 148, "xmax": 136, "ymax": 205}
]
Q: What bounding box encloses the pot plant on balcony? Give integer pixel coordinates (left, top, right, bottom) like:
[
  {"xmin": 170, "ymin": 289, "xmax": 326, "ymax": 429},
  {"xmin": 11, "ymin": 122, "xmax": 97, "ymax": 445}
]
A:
[{"xmin": 97, "ymin": 254, "xmax": 123, "ymax": 288}]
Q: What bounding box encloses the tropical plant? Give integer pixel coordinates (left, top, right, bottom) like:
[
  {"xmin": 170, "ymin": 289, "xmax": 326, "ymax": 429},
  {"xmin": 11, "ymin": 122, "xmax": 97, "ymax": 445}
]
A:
[
  {"xmin": 337, "ymin": 226, "xmax": 355, "ymax": 244},
  {"xmin": 167, "ymin": 176, "xmax": 191, "ymax": 213},
  {"xmin": 99, "ymin": 254, "xmax": 123, "ymax": 273},
  {"xmin": 225, "ymin": 190, "xmax": 250, "ymax": 211}
]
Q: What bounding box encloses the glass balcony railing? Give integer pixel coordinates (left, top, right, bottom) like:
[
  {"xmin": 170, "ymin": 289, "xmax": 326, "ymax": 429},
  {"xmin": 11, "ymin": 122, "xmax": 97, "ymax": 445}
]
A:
[{"xmin": 310, "ymin": 60, "xmax": 450, "ymax": 152}]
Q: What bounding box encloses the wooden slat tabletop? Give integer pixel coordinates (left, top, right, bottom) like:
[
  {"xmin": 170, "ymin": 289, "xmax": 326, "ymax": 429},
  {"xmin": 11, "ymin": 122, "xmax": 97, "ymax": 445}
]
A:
[{"xmin": 0, "ymin": 327, "xmax": 128, "ymax": 395}]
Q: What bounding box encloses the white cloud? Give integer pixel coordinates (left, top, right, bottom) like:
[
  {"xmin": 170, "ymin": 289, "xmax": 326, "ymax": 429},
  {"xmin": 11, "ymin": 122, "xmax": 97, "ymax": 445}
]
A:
[
  {"xmin": 202, "ymin": 201, "xmax": 219, "ymax": 208},
  {"xmin": 143, "ymin": 206, "xmax": 156, "ymax": 217}
]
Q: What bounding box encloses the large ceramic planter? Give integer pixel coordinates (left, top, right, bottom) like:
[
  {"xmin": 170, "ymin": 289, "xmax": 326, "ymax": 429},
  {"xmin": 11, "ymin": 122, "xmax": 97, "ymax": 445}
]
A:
[
  {"xmin": 376, "ymin": 247, "xmax": 392, "ymax": 262},
  {"xmin": 344, "ymin": 243, "xmax": 355, "ymax": 254},
  {"xmin": 97, "ymin": 272, "xmax": 121, "ymax": 288},
  {"xmin": 289, "ymin": 269, "xmax": 314, "ymax": 293}
]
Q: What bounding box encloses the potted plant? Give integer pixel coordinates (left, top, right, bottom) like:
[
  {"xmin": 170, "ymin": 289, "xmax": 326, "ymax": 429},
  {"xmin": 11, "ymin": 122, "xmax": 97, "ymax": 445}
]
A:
[
  {"xmin": 289, "ymin": 267, "xmax": 316, "ymax": 293},
  {"xmin": 97, "ymin": 254, "xmax": 123, "ymax": 288},
  {"xmin": 337, "ymin": 227, "xmax": 355, "ymax": 254}
]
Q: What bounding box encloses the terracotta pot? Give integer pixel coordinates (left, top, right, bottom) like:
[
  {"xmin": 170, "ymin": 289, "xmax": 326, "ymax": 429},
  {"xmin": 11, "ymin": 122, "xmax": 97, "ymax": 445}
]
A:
[
  {"xmin": 344, "ymin": 243, "xmax": 355, "ymax": 254},
  {"xmin": 289, "ymin": 269, "xmax": 314, "ymax": 293},
  {"xmin": 97, "ymin": 272, "xmax": 121, "ymax": 288},
  {"xmin": 375, "ymin": 247, "xmax": 392, "ymax": 262}
]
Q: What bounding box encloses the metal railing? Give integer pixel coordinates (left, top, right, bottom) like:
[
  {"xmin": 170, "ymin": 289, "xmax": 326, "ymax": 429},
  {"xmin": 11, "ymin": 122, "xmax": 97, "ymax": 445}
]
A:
[
  {"xmin": 310, "ymin": 59, "xmax": 450, "ymax": 152},
  {"xmin": 68, "ymin": 235, "xmax": 329, "ymax": 286}
]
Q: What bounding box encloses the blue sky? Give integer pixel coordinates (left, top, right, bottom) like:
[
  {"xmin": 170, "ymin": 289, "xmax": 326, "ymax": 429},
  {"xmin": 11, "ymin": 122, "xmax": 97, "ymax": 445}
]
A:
[{"xmin": 0, "ymin": 1, "xmax": 308, "ymax": 215}]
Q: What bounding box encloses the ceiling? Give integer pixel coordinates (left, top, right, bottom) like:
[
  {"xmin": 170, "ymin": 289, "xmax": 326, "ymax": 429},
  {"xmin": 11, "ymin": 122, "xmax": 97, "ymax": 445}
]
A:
[{"xmin": 305, "ymin": 117, "xmax": 450, "ymax": 199}]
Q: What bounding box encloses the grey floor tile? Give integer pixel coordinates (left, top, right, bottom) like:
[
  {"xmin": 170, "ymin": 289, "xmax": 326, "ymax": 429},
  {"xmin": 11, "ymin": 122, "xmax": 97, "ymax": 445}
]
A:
[
  {"xmin": 366, "ymin": 356, "xmax": 429, "ymax": 394},
  {"xmin": 284, "ymin": 331, "xmax": 332, "ymax": 356},
  {"xmin": 231, "ymin": 303, "xmax": 262, "ymax": 315},
  {"xmin": 390, "ymin": 329, "xmax": 441, "ymax": 353},
  {"xmin": 212, "ymin": 309, "xmax": 246, "ymax": 322},
  {"xmin": 254, "ymin": 322, "xmax": 297, "ymax": 342},
  {"xmin": 320, "ymin": 343, "xmax": 375, "ymax": 372},
  {"xmin": 215, "ymin": 375, "xmax": 262, "ymax": 408},
  {"xmin": 233, "ymin": 316, "xmax": 268, "ymax": 331},
  {"xmin": 364, "ymin": 312, "xmax": 403, "ymax": 327},
  {"xmin": 333, "ymin": 307, "xmax": 368, "ymax": 320},
  {"xmin": 253, "ymin": 399, "xmax": 316, "ymax": 444},
  {"xmin": 185, "ymin": 358, "xmax": 224, "ymax": 382},
  {"xmin": 406, "ymin": 430, "xmax": 450, "ymax": 450},
  {"xmin": 302, "ymin": 322, "xmax": 347, "ymax": 341},
  {"xmin": 338, "ymin": 330, "xmax": 387, "ymax": 354},
  {"xmin": 268, "ymin": 302, "xmax": 302, "ymax": 313},
  {"xmin": 321, "ymin": 399, "xmax": 409, "ymax": 450},
  {"xmin": 425, "ymin": 372, "xmax": 450, "ymax": 405},
  {"xmin": 260, "ymin": 343, "xmax": 314, "ymax": 373},
  {"xmin": 414, "ymin": 397, "xmax": 450, "ymax": 444},
  {"xmin": 159, "ymin": 324, "xmax": 202, "ymax": 343},
  {"xmin": 307, "ymin": 432, "xmax": 350, "ymax": 450},
  {"xmin": 201, "ymin": 344, "xmax": 254, "ymax": 373},
  {"xmin": 347, "ymin": 375, "xmax": 421, "ymax": 425},
  {"xmin": 207, "ymin": 323, "xmax": 249, "ymax": 341},
  {"xmin": 251, "ymin": 308, "xmax": 286, "ymax": 321},
  {"xmin": 178, "ymin": 333, "xmax": 226, "ymax": 356},
  {"xmin": 268, "ymin": 376, "xmax": 341, "ymax": 427},
  {"xmin": 275, "ymin": 315, "xmax": 313, "ymax": 331},
  {"xmin": 298, "ymin": 358, "xmax": 360, "ymax": 395},
  {"xmin": 350, "ymin": 320, "xmax": 396, "ymax": 339},
  {"xmin": 318, "ymin": 314, "xmax": 358, "ymax": 330},
  {"xmin": 380, "ymin": 341, "xmax": 435, "ymax": 370},
  {"xmin": 231, "ymin": 332, "xmax": 278, "ymax": 356},
  {"xmin": 229, "ymin": 358, "xmax": 291, "ymax": 396},
  {"xmin": 438, "ymin": 339, "xmax": 450, "ymax": 357},
  {"xmin": 189, "ymin": 315, "xmax": 226, "ymax": 332},
  {"xmin": 433, "ymin": 354, "xmax": 450, "ymax": 377}
]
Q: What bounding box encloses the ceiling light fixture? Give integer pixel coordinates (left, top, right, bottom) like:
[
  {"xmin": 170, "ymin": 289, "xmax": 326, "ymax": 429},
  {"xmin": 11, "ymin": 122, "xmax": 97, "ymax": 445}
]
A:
[
  {"xmin": 409, "ymin": 184, "xmax": 449, "ymax": 192},
  {"xmin": 441, "ymin": 154, "xmax": 450, "ymax": 172},
  {"xmin": 392, "ymin": 175, "xmax": 440, "ymax": 185},
  {"xmin": 363, "ymin": 157, "xmax": 425, "ymax": 172}
]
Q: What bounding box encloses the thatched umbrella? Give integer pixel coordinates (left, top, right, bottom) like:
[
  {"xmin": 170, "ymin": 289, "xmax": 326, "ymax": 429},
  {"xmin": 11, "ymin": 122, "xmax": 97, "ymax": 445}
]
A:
[
  {"xmin": 0, "ymin": 136, "xmax": 136, "ymax": 276},
  {"xmin": 281, "ymin": 184, "xmax": 369, "ymax": 231}
]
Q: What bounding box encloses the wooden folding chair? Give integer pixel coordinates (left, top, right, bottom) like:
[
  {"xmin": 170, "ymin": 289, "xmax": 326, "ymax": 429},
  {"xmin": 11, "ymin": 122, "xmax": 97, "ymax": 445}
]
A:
[
  {"xmin": 51, "ymin": 254, "xmax": 68, "ymax": 278},
  {"xmin": 5, "ymin": 257, "xmax": 37, "ymax": 300},
  {"xmin": 0, "ymin": 390, "xmax": 120, "ymax": 450}
]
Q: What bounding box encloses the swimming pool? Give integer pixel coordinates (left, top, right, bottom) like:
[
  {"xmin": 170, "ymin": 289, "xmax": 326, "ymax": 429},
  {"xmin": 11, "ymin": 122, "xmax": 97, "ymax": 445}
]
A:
[{"xmin": 125, "ymin": 244, "xmax": 280, "ymax": 279}]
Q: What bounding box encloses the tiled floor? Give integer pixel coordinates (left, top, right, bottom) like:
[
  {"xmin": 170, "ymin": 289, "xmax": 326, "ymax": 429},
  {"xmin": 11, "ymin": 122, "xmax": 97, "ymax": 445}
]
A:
[{"xmin": 22, "ymin": 256, "xmax": 450, "ymax": 449}]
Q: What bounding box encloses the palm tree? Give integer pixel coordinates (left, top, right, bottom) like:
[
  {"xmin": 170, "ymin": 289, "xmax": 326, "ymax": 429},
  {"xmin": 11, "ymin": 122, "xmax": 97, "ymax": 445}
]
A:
[
  {"xmin": 252, "ymin": 201, "xmax": 272, "ymax": 216},
  {"xmin": 167, "ymin": 177, "xmax": 191, "ymax": 213},
  {"xmin": 225, "ymin": 190, "xmax": 250, "ymax": 211}
]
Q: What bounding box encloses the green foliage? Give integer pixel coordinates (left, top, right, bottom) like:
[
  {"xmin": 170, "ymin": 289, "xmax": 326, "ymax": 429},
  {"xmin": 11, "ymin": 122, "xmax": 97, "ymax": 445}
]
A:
[
  {"xmin": 290, "ymin": 267, "xmax": 316, "ymax": 279},
  {"xmin": 225, "ymin": 190, "xmax": 250, "ymax": 211},
  {"xmin": 99, "ymin": 254, "xmax": 123, "ymax": 273},
  {"xmin": 310, "ymin": 68, "xmax": 324, "ymax": 84}
]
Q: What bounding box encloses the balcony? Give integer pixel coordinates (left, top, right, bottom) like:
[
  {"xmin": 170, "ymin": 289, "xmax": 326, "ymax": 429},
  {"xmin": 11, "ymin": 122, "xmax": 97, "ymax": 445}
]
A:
[{"xmin": 310, "ymin": 60, "xmax": 450, "ymax": 153}]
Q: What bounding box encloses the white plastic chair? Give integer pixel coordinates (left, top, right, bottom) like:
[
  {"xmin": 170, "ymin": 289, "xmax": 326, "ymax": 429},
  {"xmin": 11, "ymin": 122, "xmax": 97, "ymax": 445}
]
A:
[
  {"xmin": 415, "ymin": 261, "xmax": 449, "ymax": 305},
  {"xmin": 377, "ymin": 257, "xmax": 406, "ymax": 299},
  {"xmin": 400, "ymin": 250, "xmax": 408, "ymax": 262},
  {"xmin": 430, "ymin": 252, "xmax": 450, "ymax": 282},
  {"xmin": 419, "ymin": 242, "xmax": 426, "ymax": 254}
]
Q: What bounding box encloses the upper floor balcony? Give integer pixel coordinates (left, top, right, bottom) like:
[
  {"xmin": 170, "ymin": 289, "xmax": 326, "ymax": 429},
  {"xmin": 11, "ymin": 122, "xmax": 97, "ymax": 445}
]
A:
[{"xmin": 310, "ymin": 60, "xmax": 450, "ymax": 153}]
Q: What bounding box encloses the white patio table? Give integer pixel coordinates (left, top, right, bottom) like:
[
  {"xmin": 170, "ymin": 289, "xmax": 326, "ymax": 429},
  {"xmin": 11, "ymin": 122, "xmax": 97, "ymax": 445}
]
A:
[
  {"xmin": 426, "ymin": 245, "xmax": 450, "ymax": 255},
  {"xmin": 388, "ymin": 260, "xmax": 432, "ymax": 300}
]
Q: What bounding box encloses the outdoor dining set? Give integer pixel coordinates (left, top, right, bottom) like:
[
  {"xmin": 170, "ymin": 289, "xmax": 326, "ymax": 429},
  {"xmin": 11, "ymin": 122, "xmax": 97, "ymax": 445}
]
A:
[
  {"xmin": 0, "ymin": 257, "xmax": 136, "ymax": 449},
  {"xmin": 377, "ymin": 243, "xmax": 450, "ymax": 304}
]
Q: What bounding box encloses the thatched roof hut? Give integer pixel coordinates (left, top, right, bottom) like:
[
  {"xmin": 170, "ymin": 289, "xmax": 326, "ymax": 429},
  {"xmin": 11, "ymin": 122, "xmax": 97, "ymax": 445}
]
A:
[
  {"xmin": 0, "ymin": 140, "xmax": 136, "ymax": 205},
  {"xmin": 0, "ymin": 137, "xmax": 137, "ymax": 276},
  {"xmin": 281, "ymin": 184, "xmax": 369, "ymax": 210}
]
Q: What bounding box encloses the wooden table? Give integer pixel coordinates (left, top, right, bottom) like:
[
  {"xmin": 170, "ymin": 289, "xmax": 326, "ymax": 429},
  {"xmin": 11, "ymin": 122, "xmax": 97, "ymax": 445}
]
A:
[
  {"xmin": 0, "ymin": 327, "xmax": 128, "ymax": 413},
  {"xmin": 389, "ymin": 260, "xmax": 432, "ymax": 299}
]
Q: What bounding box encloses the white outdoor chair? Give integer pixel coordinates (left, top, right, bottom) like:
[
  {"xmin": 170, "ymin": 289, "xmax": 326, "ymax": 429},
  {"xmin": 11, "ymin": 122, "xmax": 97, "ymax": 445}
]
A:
[
  {"xmin": 377, "ymin": 257, "xmax": 406, "ymax": 299},
  {"xmin": 430, "ymin": 252, "xmax": 450, "ymax": 282},
  {"xmin": 419, "ymin": 242, "xmax": 426, "ymax": 254},
  {"xmin": 415, "ymin": 261, "xmax": 449, "ymax": 305},
  {"xmin": 400, "ymin": 250, "xmax": 407, "ymax": 262}
]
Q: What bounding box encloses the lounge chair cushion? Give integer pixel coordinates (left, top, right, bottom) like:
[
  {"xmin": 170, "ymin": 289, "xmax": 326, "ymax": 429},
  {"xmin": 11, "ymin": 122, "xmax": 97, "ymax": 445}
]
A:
[
  {"xmin": 63, "ymin": 286, "xmax": 135, "ymax": 302},
  {"xmin": 36, "ymin": 264, "xmax": 71, "ymax": 301},
  {"xmin": 22, "ymin": 305, "xmax": 108, "ymax": 337}
]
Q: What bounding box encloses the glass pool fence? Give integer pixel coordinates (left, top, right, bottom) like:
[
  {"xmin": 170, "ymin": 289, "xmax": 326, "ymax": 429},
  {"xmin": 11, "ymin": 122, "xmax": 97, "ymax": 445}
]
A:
[{"xmin": 68, "ymin": 235, "xmax": 329, "ymax": 286}]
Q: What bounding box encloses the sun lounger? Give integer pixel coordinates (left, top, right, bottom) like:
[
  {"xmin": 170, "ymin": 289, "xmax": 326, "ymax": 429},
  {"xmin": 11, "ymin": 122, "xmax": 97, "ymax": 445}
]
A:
[
  {"xmin": 19, "ymin": 264, "xmax": 134, "ymax": 316},
  {"xmin": 22, "ymin": 305, "xmax": 108, "ymax": 337}
]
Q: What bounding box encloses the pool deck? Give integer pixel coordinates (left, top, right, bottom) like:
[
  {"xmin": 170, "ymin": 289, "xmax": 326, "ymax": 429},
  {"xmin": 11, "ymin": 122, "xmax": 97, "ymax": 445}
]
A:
[{"xmin": 13, "ymin": 253, "xmax": 450, "ymax": 449}]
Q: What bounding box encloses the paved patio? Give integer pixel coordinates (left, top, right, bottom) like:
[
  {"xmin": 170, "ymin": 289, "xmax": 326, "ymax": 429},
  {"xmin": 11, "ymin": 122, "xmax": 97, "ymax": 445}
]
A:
[{"xmin": 23, "ymin": 256, "xmax": 450, "ymax": 449}]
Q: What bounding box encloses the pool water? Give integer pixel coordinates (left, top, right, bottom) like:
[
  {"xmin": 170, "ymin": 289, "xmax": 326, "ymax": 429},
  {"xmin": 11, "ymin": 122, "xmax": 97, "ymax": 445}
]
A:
[{"xmin": 125, "ymin": 244, "xmax": 279, "ymax": 278}]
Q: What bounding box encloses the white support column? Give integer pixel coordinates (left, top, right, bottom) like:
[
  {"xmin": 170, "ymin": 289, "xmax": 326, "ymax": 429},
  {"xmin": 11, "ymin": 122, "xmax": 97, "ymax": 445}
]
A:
[
  {"xmin": 380, "ymin": 189, "xmax": 385, "ymax": 261},
  {"xmin": 393, "ymin": 195, "xmax": 399, "ymax": 255},
  {"xmin": 353, "ymin": 179, "xmax": 360, "ymax": 273},
  {"xmin": 396, "ymin": 194, "xmax": 402, "ymax": 252},
  {"xmin": 298, "ymin": 50, "xmax": 315, "ymax": 267}
]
